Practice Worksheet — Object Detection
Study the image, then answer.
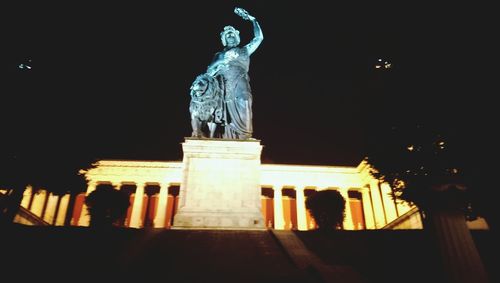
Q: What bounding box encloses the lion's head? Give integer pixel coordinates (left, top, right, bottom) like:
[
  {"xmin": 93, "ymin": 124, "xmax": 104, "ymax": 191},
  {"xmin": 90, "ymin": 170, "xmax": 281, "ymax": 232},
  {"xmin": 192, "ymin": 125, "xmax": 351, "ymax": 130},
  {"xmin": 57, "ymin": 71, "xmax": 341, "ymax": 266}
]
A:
[{"xmin": 190, "ymin": 73, "xmax": 220, "ymax": 101}]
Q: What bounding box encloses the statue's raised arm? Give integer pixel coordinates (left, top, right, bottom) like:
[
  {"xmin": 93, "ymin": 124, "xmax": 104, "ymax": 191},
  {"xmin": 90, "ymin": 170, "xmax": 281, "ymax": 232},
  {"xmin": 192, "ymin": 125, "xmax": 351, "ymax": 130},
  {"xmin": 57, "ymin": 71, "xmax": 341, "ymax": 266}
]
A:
[{"xmin": 234, "ymin": 7, "xmax": 263, "ymax": 55}]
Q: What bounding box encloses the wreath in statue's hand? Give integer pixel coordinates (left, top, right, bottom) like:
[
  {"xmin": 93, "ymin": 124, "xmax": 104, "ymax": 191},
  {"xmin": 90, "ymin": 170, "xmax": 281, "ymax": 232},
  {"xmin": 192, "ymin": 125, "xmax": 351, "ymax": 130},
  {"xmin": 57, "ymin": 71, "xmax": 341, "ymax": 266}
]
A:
[{"xmin": 234, "ymin": 7, "xmax": 254, "ymax": 21}]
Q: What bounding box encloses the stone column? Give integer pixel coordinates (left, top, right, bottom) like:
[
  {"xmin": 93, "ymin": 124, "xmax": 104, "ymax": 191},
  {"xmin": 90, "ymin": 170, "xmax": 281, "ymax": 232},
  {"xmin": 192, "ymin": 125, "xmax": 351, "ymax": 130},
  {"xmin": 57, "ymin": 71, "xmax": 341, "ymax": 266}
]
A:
[
  {"xmin": 361, "ymin": 188, "xmax": 376, "ymax": 229},
  {"xmin": 273, "ymin": 185, "xmax": 285, "ymax": 230},
  {"xmin": 43, "ymin": 193, "xmax": 59, "ymax": 224},
  {"xmin": 380, "ymin": 182, "xmax": 398, "ymax": 223},
  {"xmin": 20, "ymin": 186, "xmax": 32, "ymax": 209},
  {"xmin": 130, "ymin": 182, "xmax": 145, "ymax": 228},
  {"xmin": 430, "ymin": 209, "xmax": 490, "ymax": 283},
  {"xmin": 154, "ymin": 183, "xmax": 170, "ymax": 228},
  {"xmin": 55, "ymin": 194, "xmax": 70, "ymax": 226},
  {"xmin": 31, "ymin": 189, "xmax": 47, "ymax": 218},
  {"xmin": 295, "ymin": 187, "xmax": 308, "ymax": 231},
  {"xmin": 78, "ymin": 181, "xmax": 96, "ymax": 227},
  {"xmin": 369, "ymin": 179, "xmax": 386, "ymax": 228},
  {"xmin": 339, "ymin": 188, "xmax": 354, "ymax": 230}
]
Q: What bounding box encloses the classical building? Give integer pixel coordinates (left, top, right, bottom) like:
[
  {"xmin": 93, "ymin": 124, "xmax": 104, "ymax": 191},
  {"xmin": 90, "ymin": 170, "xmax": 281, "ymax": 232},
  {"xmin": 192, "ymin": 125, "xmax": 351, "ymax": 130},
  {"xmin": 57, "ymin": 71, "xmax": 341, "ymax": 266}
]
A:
[
  {"xmin": 10, "ymin": 139, "xmax": 488, "ymax": 231},
  {"xmin": 10, "ymin": 161, "xmax": 421, "ymax": 230}
]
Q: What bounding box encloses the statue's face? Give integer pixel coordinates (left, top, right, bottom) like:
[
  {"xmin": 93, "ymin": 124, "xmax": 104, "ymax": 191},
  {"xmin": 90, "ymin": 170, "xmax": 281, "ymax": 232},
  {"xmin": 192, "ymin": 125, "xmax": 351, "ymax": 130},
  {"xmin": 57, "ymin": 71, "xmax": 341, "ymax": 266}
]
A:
[{"xmin": 225, "ymin": 32, "xmax": 239, "ymax": 47}]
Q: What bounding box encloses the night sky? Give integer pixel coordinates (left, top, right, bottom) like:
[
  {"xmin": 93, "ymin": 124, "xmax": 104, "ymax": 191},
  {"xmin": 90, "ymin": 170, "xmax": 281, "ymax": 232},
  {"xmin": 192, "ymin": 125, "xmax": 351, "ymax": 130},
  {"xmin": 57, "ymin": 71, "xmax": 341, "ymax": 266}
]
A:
[{"xmin": 2, "ymin": 2, "xmax": 496, "ymax": 167}]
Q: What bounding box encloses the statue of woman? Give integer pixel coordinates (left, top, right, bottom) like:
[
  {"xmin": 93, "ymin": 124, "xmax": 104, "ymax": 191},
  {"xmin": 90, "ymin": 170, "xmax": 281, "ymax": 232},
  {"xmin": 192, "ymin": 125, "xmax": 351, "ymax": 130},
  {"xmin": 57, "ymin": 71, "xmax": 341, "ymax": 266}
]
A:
[{"xmin": 206, "ymin": 7, "xmax": 263, "ymax": 139}]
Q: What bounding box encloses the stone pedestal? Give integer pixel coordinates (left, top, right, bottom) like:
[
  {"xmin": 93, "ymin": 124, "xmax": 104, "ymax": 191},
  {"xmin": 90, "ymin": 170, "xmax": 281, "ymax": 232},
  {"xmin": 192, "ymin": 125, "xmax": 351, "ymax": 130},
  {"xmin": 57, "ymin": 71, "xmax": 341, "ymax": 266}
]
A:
[{"xmin": 173, "ymin": 138, "xmax": 265, "ymax": 229}]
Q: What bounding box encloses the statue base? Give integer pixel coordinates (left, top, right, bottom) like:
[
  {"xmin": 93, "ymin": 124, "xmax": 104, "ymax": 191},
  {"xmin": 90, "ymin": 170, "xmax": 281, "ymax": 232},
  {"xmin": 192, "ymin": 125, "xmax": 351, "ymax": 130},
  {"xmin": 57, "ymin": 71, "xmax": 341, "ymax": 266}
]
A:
[{"xmin": 173, "ymin": 138, "xmax": 265, "ymax": 229}]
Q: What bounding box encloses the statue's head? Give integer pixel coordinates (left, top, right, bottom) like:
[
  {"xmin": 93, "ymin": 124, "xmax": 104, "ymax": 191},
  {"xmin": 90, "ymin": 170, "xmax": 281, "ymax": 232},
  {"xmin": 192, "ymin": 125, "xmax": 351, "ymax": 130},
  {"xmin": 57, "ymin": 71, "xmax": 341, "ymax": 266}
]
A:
[{"xmin": 220, "ymin": 26, "xmax": 240, "ymax": 47}]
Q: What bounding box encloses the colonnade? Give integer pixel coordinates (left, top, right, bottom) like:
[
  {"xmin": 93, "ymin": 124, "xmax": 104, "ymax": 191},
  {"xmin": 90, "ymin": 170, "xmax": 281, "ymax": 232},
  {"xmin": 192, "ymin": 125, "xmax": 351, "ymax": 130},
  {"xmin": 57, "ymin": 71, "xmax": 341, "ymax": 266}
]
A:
[
  {"xmin": 9, "ymin": 186, "xmax": 71, "ymax": 226},
  {"xmin": 14, "ymin": 160, "xmax": 414, "ymax": 230},
  {"xmin": 72, "ymin": 179, "xmax": 411, "ymax": 230}
]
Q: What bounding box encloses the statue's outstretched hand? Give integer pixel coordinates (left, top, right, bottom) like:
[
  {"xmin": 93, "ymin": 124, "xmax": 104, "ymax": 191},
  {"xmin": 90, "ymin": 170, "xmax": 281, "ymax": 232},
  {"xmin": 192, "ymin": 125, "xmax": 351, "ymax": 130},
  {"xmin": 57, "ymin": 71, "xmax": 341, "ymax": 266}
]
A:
[{"xmin": 234, "ymin": 7, "xmax": 255, "ymax": 21}]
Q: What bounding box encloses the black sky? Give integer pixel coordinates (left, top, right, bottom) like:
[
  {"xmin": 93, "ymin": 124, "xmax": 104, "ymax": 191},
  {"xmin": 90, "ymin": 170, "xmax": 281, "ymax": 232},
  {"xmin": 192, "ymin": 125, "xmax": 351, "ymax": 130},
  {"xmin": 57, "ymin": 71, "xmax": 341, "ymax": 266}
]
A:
[{"xmin": 2, "ymin": 1, "xmax": 497, "ymax": 167}]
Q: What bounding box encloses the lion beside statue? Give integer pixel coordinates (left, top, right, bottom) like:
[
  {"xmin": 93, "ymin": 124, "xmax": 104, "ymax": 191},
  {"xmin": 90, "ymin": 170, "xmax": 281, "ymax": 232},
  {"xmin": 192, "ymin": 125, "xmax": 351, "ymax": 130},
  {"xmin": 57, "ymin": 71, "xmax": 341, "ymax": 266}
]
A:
[{"xmin": 189, "ymin": 73, "xmax": 225, "ymax": 138}]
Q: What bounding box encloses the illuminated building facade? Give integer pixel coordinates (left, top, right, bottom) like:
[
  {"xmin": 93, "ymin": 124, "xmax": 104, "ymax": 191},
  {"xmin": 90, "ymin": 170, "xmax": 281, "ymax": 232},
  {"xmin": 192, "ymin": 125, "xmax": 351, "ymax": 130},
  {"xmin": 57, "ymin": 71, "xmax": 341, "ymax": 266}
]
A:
[
  {"xmin": 13, "ymin": 159, "xmax": 489, "ymax": 230},
  {"xmin": 13, "ymin": 159, "xmax": 428, "ymax": 230},
  {"xmin": 11, "ymin": 140, "xmax": 488, "ymax": 230}
]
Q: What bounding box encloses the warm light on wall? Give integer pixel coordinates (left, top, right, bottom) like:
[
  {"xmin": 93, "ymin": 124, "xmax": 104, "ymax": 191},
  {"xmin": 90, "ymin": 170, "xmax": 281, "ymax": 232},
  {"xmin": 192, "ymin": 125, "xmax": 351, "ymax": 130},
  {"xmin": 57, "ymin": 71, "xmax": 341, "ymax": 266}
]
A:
[{"xmin": 13, "ymin": 159, "xmax": 490, "ymax": 230}]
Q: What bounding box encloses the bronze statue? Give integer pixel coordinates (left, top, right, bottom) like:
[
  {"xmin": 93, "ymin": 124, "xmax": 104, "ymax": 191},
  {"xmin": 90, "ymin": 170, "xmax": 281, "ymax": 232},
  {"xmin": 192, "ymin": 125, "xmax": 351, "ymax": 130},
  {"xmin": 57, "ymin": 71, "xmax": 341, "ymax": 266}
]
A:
[{"xmin": 189, "ymin": 7, "xmax": 263, "ymax": 139}]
